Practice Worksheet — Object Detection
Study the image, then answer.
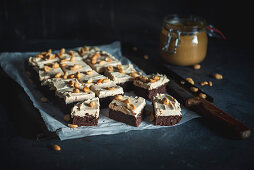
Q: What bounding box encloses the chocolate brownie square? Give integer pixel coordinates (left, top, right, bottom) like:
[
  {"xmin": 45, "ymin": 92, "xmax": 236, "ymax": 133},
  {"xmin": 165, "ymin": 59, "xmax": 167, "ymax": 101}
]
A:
[
  {"xmin": 152, "ymin": 93, "xmax": 182, "ymax": 126},
  {"xmin": 133, "ymin": 73, "xmax": 169, "ymax": 100},
  {"xmin": 104, "ymin": 64, "xmax": 139, "ymax": 91},
  {"xmin": 71, "ymin": 98, "xmax": 100, "ymax": 126},
  {"xmin": 109, "ymin": 95, "xmax": 146, "ymax": 127}
]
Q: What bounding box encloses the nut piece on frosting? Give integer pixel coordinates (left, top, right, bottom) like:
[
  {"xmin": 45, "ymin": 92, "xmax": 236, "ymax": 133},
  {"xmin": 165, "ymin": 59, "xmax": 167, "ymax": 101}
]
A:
[
  {"xmin": 115, "ymin": 94, "xmax": 123, "ymax": 101},
  {"xmin": 89, "ymin": 101, "xmax": 95, "ymax": 108}
]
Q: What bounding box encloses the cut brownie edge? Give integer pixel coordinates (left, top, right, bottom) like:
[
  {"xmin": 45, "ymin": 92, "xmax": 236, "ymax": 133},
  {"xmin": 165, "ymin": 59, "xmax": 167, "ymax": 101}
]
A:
[
  {"xmin": 155, "ymin": 115, "xmax": 182, "ymax": 126},
  {"xmin": 119, "ymin": 81, "xmax": 133, "ymax": 92},
  {"xmin": 134, "ymin": 83, "xmax": 168, "ymax": 100},
  {"xmin": 109, "ymin": 108, "xmax": 143, "ymax": 127},
  {"xmin": 72, "ymin": 115, "xmax": 99, "ymax": 126}
]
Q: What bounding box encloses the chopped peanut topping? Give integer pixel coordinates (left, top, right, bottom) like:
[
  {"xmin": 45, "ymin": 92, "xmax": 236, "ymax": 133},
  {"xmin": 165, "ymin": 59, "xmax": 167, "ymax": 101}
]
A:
[
  {"xmin": 69, "ymin": 74, "xmax": 75, "ymax": 78},
  {"xmin": 80, "ymin": 47, "xmax": 85, "ymax": 55},
  {"xmin": 208, "ymin": 81, "xmax": 213, "ymax": 87},
  {"xmin": 70, "ymin": 56, "xmax": 75, "ymax": 62},
  {"xmin": 124, "ymin": 99, "xmax": 130, "ymax": 105},
  {"xmin": 68, "ymin": 50, "xmax": 74, "ymax": 56},
  {"xmin": 68, "ymin": 124, "xmax": 78, "ymax": 128},
  {"xmin": 107, "ymin": 65, "xmax": 114, "ymax": 72},
  {"xmin": 44, "ymin": 66, "xmax": 51, "ymax": 72},
  {"xmin": 60, "ymin": 48, "xmax": 65, "ymax": 54},
  {"xmin": 149, "ymin": 79, "xmax": 156, "ymax": 83},
  {"xmin": 162, "ymin": 97, "xmax": 170, "ymax": 105},
  {"xmin": 52, "ymin": 62, "xmax": 59, "ymax": 69},
  {"xmin": 70, "ymin": 64, "xmax": 82, "ymax": 70},
  {"xmin": 200, "ymin": 81, "xmax": 208, "ymax": 86},
  {"xmin": 153, "ymin": 76, "xmax": 160, "ymax": 81},
  {"xmin": 76, "ymin": 72, "xmax": 81, "ymax": 79},
  {"xmin": 55, "ymin": 72, "xmax": 62, "ymax": 78},
  {"xmin": 107, "ymin": 87, "xmax": 115, "ymax": 90},
  {"xmin": 129, "ymin": 104, "xmax": 135, "ymax": 110},
  {"xmin": 102, "ymin": 78, "xmax": 110, "ymax": 83},
  {"xmin": 74, "ymin": 82, "xmax": 80, "ymax": 89},
  {"xmin": 115, "ymin": 95, "xmax": 123, "ymax": 101},
  {"xmin": 190, "ymin": 87, "xmax": 198, "ymax": 92},
  {"xmin": 91, "ymin": 59, "xmax": 97, "ymax": 64},
  {"xmin": 83, "ymin": 86, "xmax": 90, "ymax": 93},
  {"xmin": 105, "ymin": 57, "xmax": 112, "ymax": 62},
  {"xmin": 199, "ymin": 93, "xmax": 207, "ymax": 99},
  {"xmin": 117, "ymin": 65, "xmax": 123, "ymax": 70},
  {"xmin": 186, "ymin": 77, "xmax": 194, "ymax": 85},
  {"xmin": 97, "ymin": 79, "xmax": 103, "ymax": 84},
  {"xmin": 89, "ymin": 101, "xmax": 95, "ymax": 108},
  {"xmin": 130, "ymin": 72, "xmax": 139, "ymax": 78},
  {"xmin": 63, "ymin": 72, "xmax": 68, "ymax": 79},
  {"xmin": 86, "ymin": 70, "xmax": 93, "ymax": 75},
  {"xmin": 69, "ymin": 80, "xmax": 74, "ymax": 86},
  {"xmin": 214, "ymin": 73, "xmax": 223, "ymax": 80},
  {"xmin": 73, "ymin": 88, "xmax": 80, "ymax": 93},
  {"xmin": 52, "ymin": 144, "xmax": 61, "ymax": 151},
  {"xmin": 118, "ymin": 68, "xmax": 125, "ymax": 73}
]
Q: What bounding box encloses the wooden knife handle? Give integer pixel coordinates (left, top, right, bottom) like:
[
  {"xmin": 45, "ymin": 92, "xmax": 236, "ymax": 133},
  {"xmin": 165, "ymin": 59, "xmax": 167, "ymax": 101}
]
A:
[{"xmin": 186, "ymin": 97, "xmax": 251, "ymax": 139}]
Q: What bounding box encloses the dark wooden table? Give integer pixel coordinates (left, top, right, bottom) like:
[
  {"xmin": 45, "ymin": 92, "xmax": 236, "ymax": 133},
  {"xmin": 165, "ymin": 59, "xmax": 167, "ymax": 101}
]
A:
[{"xmin": 0, "ymin": 40, "xmax": 253, "ymax": 170}]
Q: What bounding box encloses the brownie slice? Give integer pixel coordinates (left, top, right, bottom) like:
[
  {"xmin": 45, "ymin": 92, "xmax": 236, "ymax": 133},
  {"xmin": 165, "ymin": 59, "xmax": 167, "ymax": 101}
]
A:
[
  {"xmin": 71, "ymin": 98, "xmax": 100, "ymax": 126},
  {"xmin": 90, "ymin": 81, "xmax": 124, "ymax": 108},
  {"xmin": 109, "ymin": 95, "xmax": 146, "ymax": 127},
  {"xmin": 104, "ymin": 64, "xmax": 139, "ymax": 91},
  {"xmin": 84, "ymin": 50, "xmax": 121, "ymax": 73},
  {"xmin": 152, "ymin": 93, "xmax": 182, "ymax": 126},
  {"xmin": 133, "ymin": 73, "xmax": 169, "ymax": 100}
]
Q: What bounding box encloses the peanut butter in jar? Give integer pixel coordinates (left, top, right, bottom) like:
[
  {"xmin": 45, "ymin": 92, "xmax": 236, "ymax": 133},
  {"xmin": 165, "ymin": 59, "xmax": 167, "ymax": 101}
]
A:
[{"xmin": 160, "ymin": 15, "xmax": 208, "ymax": 66}]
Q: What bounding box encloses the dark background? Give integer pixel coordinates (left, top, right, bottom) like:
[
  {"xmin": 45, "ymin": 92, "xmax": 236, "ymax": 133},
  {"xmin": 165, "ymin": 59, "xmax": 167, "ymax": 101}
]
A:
[
  {"xmin": 0, "ymin": 0, "xmax": 252, "ymax": 50},
  {"xmin": 1, "ymin": 1, "xmax": 254, "ymax": 170}
]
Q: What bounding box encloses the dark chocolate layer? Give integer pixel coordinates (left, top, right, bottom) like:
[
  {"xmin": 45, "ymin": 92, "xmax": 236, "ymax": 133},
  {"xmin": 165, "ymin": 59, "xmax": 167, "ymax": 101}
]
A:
[
  {"xmin": 109, "ymin": 108, "xmax": 143, "ymax": 127},
  {"xmin": 155, "ymin": 115, "xmax": 182, "ymax": 126},
  {"xmin": 72, "ymin": 115, "xmax": 99, "ymax": 126}
]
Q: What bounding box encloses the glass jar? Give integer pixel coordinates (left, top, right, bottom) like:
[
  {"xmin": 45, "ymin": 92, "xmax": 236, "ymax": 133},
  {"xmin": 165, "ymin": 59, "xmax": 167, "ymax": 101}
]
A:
[{"xmin": 159, "ymin": 15, "xmax": 208, "ymax": 66}]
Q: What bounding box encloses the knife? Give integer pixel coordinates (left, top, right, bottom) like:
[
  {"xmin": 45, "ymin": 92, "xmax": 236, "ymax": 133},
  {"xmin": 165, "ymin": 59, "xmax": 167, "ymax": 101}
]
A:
[
  {"xmin": 121, "ymin": 42, "xmax": 251, "ymax": 139},
  {"xmin": 168, "ymin": 79, "xmax": 251, "ymax": 139}
]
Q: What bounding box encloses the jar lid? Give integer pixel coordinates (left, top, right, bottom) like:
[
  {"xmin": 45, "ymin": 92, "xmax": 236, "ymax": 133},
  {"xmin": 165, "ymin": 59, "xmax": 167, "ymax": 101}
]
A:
[{"xmin": 163, "ymin": 14, "xmax": 207, "ymax": 33}]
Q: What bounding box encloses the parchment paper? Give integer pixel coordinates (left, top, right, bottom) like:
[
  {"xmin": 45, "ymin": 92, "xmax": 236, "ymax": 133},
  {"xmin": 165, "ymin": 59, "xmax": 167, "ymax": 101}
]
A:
[{"xmin": 0, "ymin": 41, "xmax": 199, "ymax": 140}]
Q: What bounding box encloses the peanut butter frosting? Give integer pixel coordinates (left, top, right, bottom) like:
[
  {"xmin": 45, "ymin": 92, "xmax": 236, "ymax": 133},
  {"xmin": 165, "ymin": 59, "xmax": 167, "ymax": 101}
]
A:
[
  {"xmin": 152, "ymin": 93, "xmax": 181, "ymax": 116},
  {"xmin": 104, "ymin": 64, "xmax": 137, "ymax": 84},
  {"xmin": 54, "ymin": 79, "xmax": 95, "ymax": 104},
  {"xmin": 133, "ymin": 73, "xmax": 169, "ymax": 90},
  {"xmin": 71, "ymin": 97, "xmax": 100, "ymax": 118},
  {"xmin": 109, "ymin": 95, "xmax": 146, "ymax": 117},
  {"xmin": 84, "ymin": 51, "xmax": 121, "ymax": 73},
  {"xmin": 90, "ymin": 82, "xmax": 124, "ymax": 98}
]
